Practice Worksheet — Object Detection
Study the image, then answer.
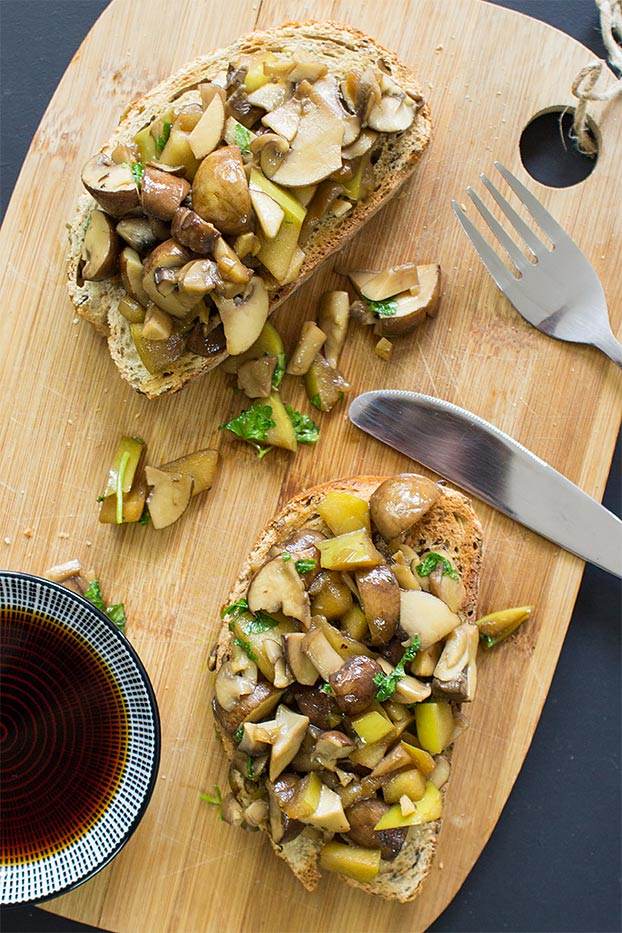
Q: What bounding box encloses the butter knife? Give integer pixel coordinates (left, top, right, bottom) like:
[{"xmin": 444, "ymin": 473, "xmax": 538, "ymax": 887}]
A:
[{"xmin": 348, "ymin": 390, "xmax": 622, "ymax": 578}]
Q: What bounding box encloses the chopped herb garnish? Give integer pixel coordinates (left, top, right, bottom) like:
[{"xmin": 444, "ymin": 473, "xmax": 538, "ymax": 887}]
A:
[
  {"xmin": 233, "ymin": 636, "xmax": 257, "ymax": 661},
  {"xmin": 131, "ymin": 161, "xmax": 144, "ymax": 189},
  {"xmin": 138, "ymin": 508, "xmax": 151, "ymax": 526},
  {"xmin": 234, "ymin": 725, "xmax": 244, "ymax": 743},
  {"xmin": 273, "ymin": 352, "xmax": 286, "ymax": 388},
  {"xmin": 373, "ymin": 639, "xmax": 420, "ymax": 702},
  {"xmin": 282, "ymin": 551, "xmax": 292, "ymax": 562},
  {"xmin": 320, "ymin": 683, "xmax": 333, "ymax": 695},
  {"xmin": 219, "ymin": 401, "xmax": 276, "ymax": 457},
  {"xmin": 246, "ymin": 612, "xmax": 280, "ymax": 634},
  {"xmin": 368, "ymin": 298, "xmax": 398, "ymax": 317},
  {"xmin": 234, "ymin": 122, "xmax": 251, "ymax": 153},
  {"xmin": 156, "ymin": 121, "xmax": 172, "ymax": 155},
  {"xmin": 246, "ymin": 755, "xmax": 255, "ymax": 780},
  {"xmin": 84, "ymin": 580, "xmax": 127, "ymax": 634},
  {"xmin": 309, "ymin": 394, "xmax": 322, "ymax": 411},
  {"xmin": 295, "ymin": 558, "xmax": 317, "ymax": 575},
  {"xmin": 222, "ymin": 598, "xmax": 249, "ymax": 619},
  {"xmin": 200, "ymin": 785, "xmax": 223, "ymax": 819},
  {"xmin": 416, "ymin": 552, "xmax": 460, "ymax": 580},
  {"xmin": 285, "ymin": 405, "xmax": 320, "ymax": 445}
]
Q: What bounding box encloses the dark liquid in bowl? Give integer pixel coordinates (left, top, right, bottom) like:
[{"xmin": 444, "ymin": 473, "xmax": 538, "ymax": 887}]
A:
[{"xmin": 0, "ymin": 608, "xmax": 129, "ymax": 864}]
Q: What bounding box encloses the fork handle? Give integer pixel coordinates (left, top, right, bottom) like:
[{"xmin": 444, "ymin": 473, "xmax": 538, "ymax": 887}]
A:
[{"xmin": 593, "ymin": 332, "xmax": 622, "ymax": 368}]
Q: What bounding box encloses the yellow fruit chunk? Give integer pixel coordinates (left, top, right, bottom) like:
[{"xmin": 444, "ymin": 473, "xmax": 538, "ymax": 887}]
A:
[
  {"xmin": 316, "ymin": 529, "xmax": 383, "ymax": 571},
  {"xmin": 320, "ymin": 841, "xmax": 381, "ymax": 882},
  {"xmin": 284, "ymin": 771, "xmax": 322, "ymax": 821},
  {"xmin": 317, "ymin": 490, "xmax": 371, "ymax": 535},
  {"xmin": 400, "ymin": 741, "xmax": 436, "ymax": 777},
  {"xmin": 351, "ymin": 709, "xmax": 394, "ymax": 745},
  {"xmin": 414, "ymin": 702, "xmax": 455, "ymax": 755},
  {"xmin": 382, "ymin": 768, "xmax": 426, "ymax": 805},
  {"xmin": 373, "ymin": 781, "xmax": 442, "ymax": 830}
]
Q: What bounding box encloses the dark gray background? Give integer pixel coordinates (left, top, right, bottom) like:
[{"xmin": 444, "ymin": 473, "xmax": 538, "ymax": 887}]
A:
[{"xmin": 1, "ymin": 1, "xmax": 620, "ymax": 931}]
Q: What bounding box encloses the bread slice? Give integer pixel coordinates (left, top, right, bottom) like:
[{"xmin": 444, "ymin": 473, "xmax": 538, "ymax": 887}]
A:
[
  {"xmin": 211, "ymin": 475, "xmax": 483, "ymax": 902},
  {"xmin": 66, "ymin": 21, "xmax": 432, "ymax": 398}
]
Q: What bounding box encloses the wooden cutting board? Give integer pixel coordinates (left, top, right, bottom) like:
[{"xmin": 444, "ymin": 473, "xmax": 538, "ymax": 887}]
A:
[{"xmin": 0, "ymin": 0, "xmax": 620, "ymax": 930}]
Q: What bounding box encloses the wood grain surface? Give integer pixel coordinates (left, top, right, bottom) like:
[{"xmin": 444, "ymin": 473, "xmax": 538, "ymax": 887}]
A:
[{"xmin": 0, "ymin": 0, "xmax": 620, "ymax": 931}]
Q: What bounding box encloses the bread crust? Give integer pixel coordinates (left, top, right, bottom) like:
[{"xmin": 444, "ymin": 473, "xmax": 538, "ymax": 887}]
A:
[
  {"xmin": 66, "ymin": 21, "xmax": 432, "ymax": 397},
  {"xmin": 212, "ymin": 475, "xmax": 483, "ymax": 902}
]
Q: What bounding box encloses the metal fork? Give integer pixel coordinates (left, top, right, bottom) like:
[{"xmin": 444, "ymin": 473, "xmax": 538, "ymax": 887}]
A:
[{"xmin": 452, "ymin": 162, "xmax": 622, "ymax": 367}]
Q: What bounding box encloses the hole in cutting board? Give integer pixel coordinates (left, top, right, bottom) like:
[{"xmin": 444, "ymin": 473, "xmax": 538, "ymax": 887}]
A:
[{"xmin": 519, "ymin": 107, "xmax": 599, "ymax": 187}]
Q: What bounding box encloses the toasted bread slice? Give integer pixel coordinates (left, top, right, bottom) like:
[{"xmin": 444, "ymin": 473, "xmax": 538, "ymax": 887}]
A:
[
  {"xmin": 66, "ymin": 21, "xmax": 431, "ymax": 398},
  {"xmin": 211, "ymin": 475, "xmax": 483, "ymax": 902}
]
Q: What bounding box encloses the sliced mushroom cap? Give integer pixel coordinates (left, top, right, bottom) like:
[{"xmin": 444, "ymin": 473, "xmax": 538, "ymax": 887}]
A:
[
  {"xmin": 79, "ymin": 210, "xmax": 119, "ymax": 282},
  {"xmin": 213, "ymin": 275, "xmax": 270, "ymax": 356},
  {"xmin": 311, "ymin": 730, "xmax": 355, "ymax": 767},
  {"xmin": 399, "ymin": 589, "xmax": 461, "ymax": 651},
  {"xmin": 249, "ymin": 187, "xmax": 285, "ymax": 239},
  {"xmin": 311, "ymin": 75, "xmax": 362, "ymax": 146},
  {"xmin": 317, "ymin": 291, "xmax": 350, "ymax": 368},
  {"xmin": 145, "ymin": 466, "xmax": 193, "ymax": 529},
  {"xmin": 291, "ymin": 684, "xmax": 341, "ymax": 731},
  {"xmin": 247, "ymin": 552, "xmax": 310, "ymax": 625},
  {"xmin": 212, "ymin": 681, "xmax": 284, "ymax": 735},
  {"xmin": 261, "ymin": 95, "xmax": 302, "ymax": 142},
  {"xmin": 267, "ymin": 704, "xmax": 310, "ymax": 781},
  {"xmin": 282, "ymin": 632, "xmax": 319, "ymax": 686},
  {"xmin": 81, "ymin": 153, "xmax": 140, "ymax": 217},
  {"xmin": 171, "ymin": 207, "xmax": 221, "ymax": 254},
  {"xmin": 267, "ymin": 778, "xmax": 304, "ymax": 844},
  {"xmin": 119, "ymin": 247, "xmax": 150, "ymax": 306},
  {"xmin": 347, "ymin": 263, "xmax": 420, "ymax": 302},
  {"xmin": 355, "ymin": 563, "xmax": 400, "ymax": 645},
  {"xmin": 141, "ymin": 238, "xmax": 195, "ymax": 318},
  {"xmin": 250, "ymin": 132, "xmax": 290, "ymax": 179},
  {"xmin": 186, "ymin": 320, "xmax": 227, "ymax": 358},
  {"xmin": 236, "ymin": 355, "xmax": 277, "ymax": 398},
  {"xmin": 116, "ymin": 216, "xmax": 159, "ymax": 254},
  {"xmin": 188, "ymin": 92, "xmax": 226, "ymax": 159},
  {"xmin": 192, "ymin": 145, "xmax": 251, "ymax": 234},
  {"xmin": 376, "ymin": 264, "xmax": 442, "ymax": 337},
  {"xmin": 141, "ymin": 165, "xmax": 191, "ymax": 221},
  {"xmin": 370, "ymin": 474, "xmax": 441, "ymax": 541},
  {"xmin": 432, "ymin": 622, "xmax": 479, "ymax": 702},
  {"xmin": 270, "ymin": 81, "xmax": 344, "ymax": 188}
]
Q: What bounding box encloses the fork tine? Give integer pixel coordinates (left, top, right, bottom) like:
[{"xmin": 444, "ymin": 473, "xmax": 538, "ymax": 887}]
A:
[
  {"xmin": 480, "ymin": 173, "xmax": 546, "ymax": 258},
  {"xmin": 466, "ymin": 186, "xmax": 530, "ymax": 273},
  {"xmin": 494, "ymin": 162, "xmax": 565, "ymax": 243},
  {"xmin": 451, "ymin": 200, "xmax": 518, "ymax": 294}
]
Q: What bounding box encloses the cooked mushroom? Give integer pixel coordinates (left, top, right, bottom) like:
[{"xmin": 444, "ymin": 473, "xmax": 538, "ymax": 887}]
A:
[
  {"xmin": 286, "ymin": 322, "xmax": 327, "ymax": 375},
  {"xmin": 171, "ymin": 207, "xmax": 220, "ymax": 254},
  {"xmin": 116, "ymin": 217, "xmax": 158, "ymax": 254},
  {"xmin": 117, "ymin": 247, "xmax": 149, "ymax": 306},
  {"xmin": 176, "ymin": 259, "xmax": 220, "ymax": 306},
  {"xmin": 267, "ymin": 778, "xmax": 304, "ymax": 844},
  {"xmin": 347, "ymin": 263, "xmax": 420, "ymax": 302},
  {"xmin": 270, "ymin": 81, "xmax": 344, "ymax": 187},
  {"xmin": 249, "ymin": 187, "xmax": 285, "ymax": 239},
  {"xmin": 188, "ymin": 93, "xmax": 226, "ymax": 159},
  {"xmin": 355, "ymin": 563, "xmax": 400, "ymax": 645},
  {"xmin": 145, "ymin": 466, "xmax": 193, "ymax": 529},
  {"xmin": 265, "ymin": 704, "xmax": 310, "ymax": 781},
  {"xmin": 328, "ymin": 655, "xmax": 382, "ymax": 714},
  {"xmin": 212, "ymin": 681, "xmax": 283, "ymax": 735},
  {"xmin": 367, "ymin": 76, "xmax": 417, "ymax": 133},
  {"xmin": 81, "ymin": 153, "xmax": 140, "ymax": 217},
  {"xmin": 399, "ymin": 589, "xmax": 461, "ymax": 650},
  {"xmin": 302, "ymin": 627, "xmax": 344, "ymax": 680},
  {"xmin": 291, "ymin": 684, "xmax": 340, "ymax": 731},
  {"xmin": 376, "ymin": 265, "xmax": 441, "ymax": 337},
  {"xmin": 425, "ymin": 548, "xmax": 466, "ymax": 613},
  {"xmin": 317, "ymin": 291, "xmax": 349, "ymax": 368},
  {"xmin": 261, "ymin": 95, "xmax": 302, "ymax": 142},
  {"xmin": 375, "ymin": 658, "xmax": 431, "ymax": 704},
  {"xmin": 186, "ymin": 320, "xmax": 227, "ymax": 358},
  {"xmin": 250, "ymin": 132, "xmax": 290, "ymax": 179},
  {"xmin": 432, "ymin": 622, "xmax": 479, "ymax": 701},
  {"xmin": 282, "ymin": 632, "xmax": 319, "ymax": 686},
  {"xmin": 192, "ymin": 145, "xmax": 251, "ymax": 234},
  {"xmin": 142, "ymin": 239, "xmax": 195, "ymax": 317},
  {"xmin": 142, "ymin": 303, "xmax": 174, "ymax": 341},
  {"xmin": 369, "ymin": 474, "xmax": 441, "ymax": 541},
  {"xmin": 304, "ymin": 783, "xmax": 350, "ymax": 833},
  {"xmin": 79, "ymin": 210, "xmax": 119, "ymax": 282},
  {"xmin": 213, "ymin": 275, "xmax": 270, "ymax": 356},
  {"xmin": 345, "ymin": 798, "xmax": 408, "ymax": 861},
  {"xmin": 247, "ymin": 552, "xmax": 310, "ymax": 625},
  {"xmin": 140, "ymin": 165, "xmax": 191, "ymax": 221},
  {"xmin": 236, "ymin": 355, "xmax": 277, "ymax": 398},
  {"xmin": 311, "ymin": 75, "xmax": 361, "ymax": 146},
  {"xmin": 311, "ymin": 730, "xmax": 355, "ymax": 768}
]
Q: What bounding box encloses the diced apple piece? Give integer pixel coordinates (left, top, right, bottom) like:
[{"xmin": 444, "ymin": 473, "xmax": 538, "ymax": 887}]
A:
[
  {"xmin": 414, "ymin": 701, "xmax": 455, "ymax": 755},
  {"xmin": 320, "ymin": 841, "xmax": 381, "ymax": 882},
  {"xmin": 102, "ymin": 435, "xmax": 145, "ymax": 499},
  {"xmin": 304, "ymin": 784, "xmax": 350, "ymax": 833},
  {"xmin": 159, "ymin": 448, "xmax": 218, "ymax": 496},
  {"xmin": 316, "ymin": 529, "xmax": 383, "ymax": 571},
  {"xmin": 99, "ymin": 472, "xmax": 147, "ymax": 524},
  {"xmin": 373, "ymin": 781, "xmax": 442, "ymax": 829},
  {"xmin": 317, "ymin": 490, "xmax": 371, "ymax": 535},
  {"xmin": 350, "ymin": 709, "xmax": 394, "ymax": 745},
  {"xmin": 382, "ymin": 768, "xmax": 427, "ymax": 805}
]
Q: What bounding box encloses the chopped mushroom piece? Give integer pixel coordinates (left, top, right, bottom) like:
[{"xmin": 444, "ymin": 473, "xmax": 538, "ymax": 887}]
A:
[
  {"xmin": 370, "ymin": 474, "xmax": 440, "ymax": 541},
  {"xmin": 376, "ymin": 264, "xmax": 441, "ymax": 337},
  {"xmin": 145, "ymin": 466, "xmax": 193, "ymax": 529},
  {"xmin": 247, "ymin": 554, "xmax": 311, "ymax": 625},
  {"xmin": 141, "ymin": 165, "xmax": 191, "ymax": 221},
  {"xmin": 79, "ymin": 210, "xmax": 119, "ymax": 282},
  {"xmin": 287, "ymin": 322, "xmax": 327, "ymax": 376},
  {"xmin": 81, "ymin": 154, "xmax": 139, "ymax": 217}
]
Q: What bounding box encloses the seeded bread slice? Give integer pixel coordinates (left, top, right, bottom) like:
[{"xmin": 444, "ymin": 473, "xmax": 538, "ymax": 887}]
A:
[
  {"xmin": 66, "ymin": 21, "xmax": 432, "ymax": 398},
  {"xmin": 211, "ymin": 475, "xmax": 483, "ymax": 901}
]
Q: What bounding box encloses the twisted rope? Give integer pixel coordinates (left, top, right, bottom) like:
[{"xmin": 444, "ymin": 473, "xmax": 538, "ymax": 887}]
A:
[{"xmin": 571, "ymin": 0, "xmax": 622, "ymax": 155}]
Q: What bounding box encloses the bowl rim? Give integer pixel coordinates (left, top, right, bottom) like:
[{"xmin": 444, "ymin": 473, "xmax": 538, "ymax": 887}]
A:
[{"xmin": 0, "ymin": 569, "xmax": 161, "ymax": 905}]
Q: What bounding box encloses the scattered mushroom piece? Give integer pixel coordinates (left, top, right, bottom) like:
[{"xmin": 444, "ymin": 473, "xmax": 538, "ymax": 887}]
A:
[
  {"xmin": 317, "ymin": 291, "xmax": 350, "ymax": 368},
  {"xmin": 171, "ymin": 207, "xmax": 221, "ymax": 254},
  {"xmin": 116, "ymin": 216, "xmax": 158, "ymax": 254},
  {"xmin": 370, "ymin": 474, "xmax": 441, "ymax": 542},
  {"xmin": 287, "ymin": 322, "xmax": 327, "ymax": 376},
  {"xmin": 144, "ymin": 466, "xmax": 193, "ymax": 529},
  {"xmin": 247, "ymin": 553, "xmax": 311, "ymax": 625},
  {"xmin": 376, "ymin": 265, "xmax": 441, "ymax": 336},
  {"xmin": 81, "ymin": 154, "xmax": 140, "ymax": 217},
  {"xmin": 355, "ymin": 563, "xmax": 400, "ymax": 645},
  {"xmin": 192, "ymin": 145, "xmax": 251, "ymax": 234},
  {"xmin": 348, "ymin": 263, "xmax": 420, "ymax": 302},
  {"xmin": 79, "ymin": 210, "xmax": 119, "ymax": 282},
  {"xmin": 328, "ymin": 655, "xmax": 383, "ymax": 714}
]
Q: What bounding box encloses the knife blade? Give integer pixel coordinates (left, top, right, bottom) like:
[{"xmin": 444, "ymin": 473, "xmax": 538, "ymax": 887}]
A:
[{"xmin": 348, "ymin": 390, "xmax": 622, "ymax": 578}]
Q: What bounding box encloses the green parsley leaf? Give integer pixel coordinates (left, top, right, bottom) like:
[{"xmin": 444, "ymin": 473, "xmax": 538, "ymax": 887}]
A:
[
  {"xmin": 285, "ymin": 404, "xmax": 320, "ymax": 444},
  {"xmin": 320, "ymin": 683, "xmax": 333, "ymax": 695},
  {"xmin": 200, "ymin": 785, "xmax": 223, "ymax": 819},
  {"xmin": 368, "ymin": 298, "xmax": 398, "ymax": 317},
  {"xmin": 295, "ymin": 558, "xmax": 317, "ymax": 575},
  {"xmin": 234, "ymin": 725, "xmax": 244, "ymax": 743},
  {"xmin": 155, "ymin": 121, "xmax": 172, "ymax": 155},
  {"xmin": 84, "ymin": 580, "xmax": 127, "ymax": 634},
  {"xmin": 138, "ymin": 508, "xmax": 151, "ymax": 526},
  {"xmin": 246, "ymin": 755, "xmax": 255, "ymax": 780},
  {"xmin": 245, "ymin": 612, "xmax": 280, "ymax": 634},
  {"xmin": 416, "ymin": 552, "xmax": 459, "ymax": 580},
  {"xmin": 281, "ymin": 551, "xmax": 292, "ymax": 562},
  {"xmin": 131, "ymin": 161, "xmax": 145, "ymax": 189},
  {"xmin": 222, "ymin": 598, "xmax": 249, "ymax": 619},
  {"xmin": 272, "ymin": 352, "xmax": 286, "ymax": 388},
  {"xmin": 233, "ymin": 122, "xmax": 251, "ymax": 153},
  {"xmin": 219, "ymin": 401, "xmax": 276, "ymax": 456},
  {"xmin": 373, "ymin": 638, "xmax": 420, "ymax": 702},
  {"xmin": 233, "ymin": 636, "xmax": 257, "ymax": 661},
  {"xmin": 309, "ymin": 393, "xmax": 322, "ymax": 411}
]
